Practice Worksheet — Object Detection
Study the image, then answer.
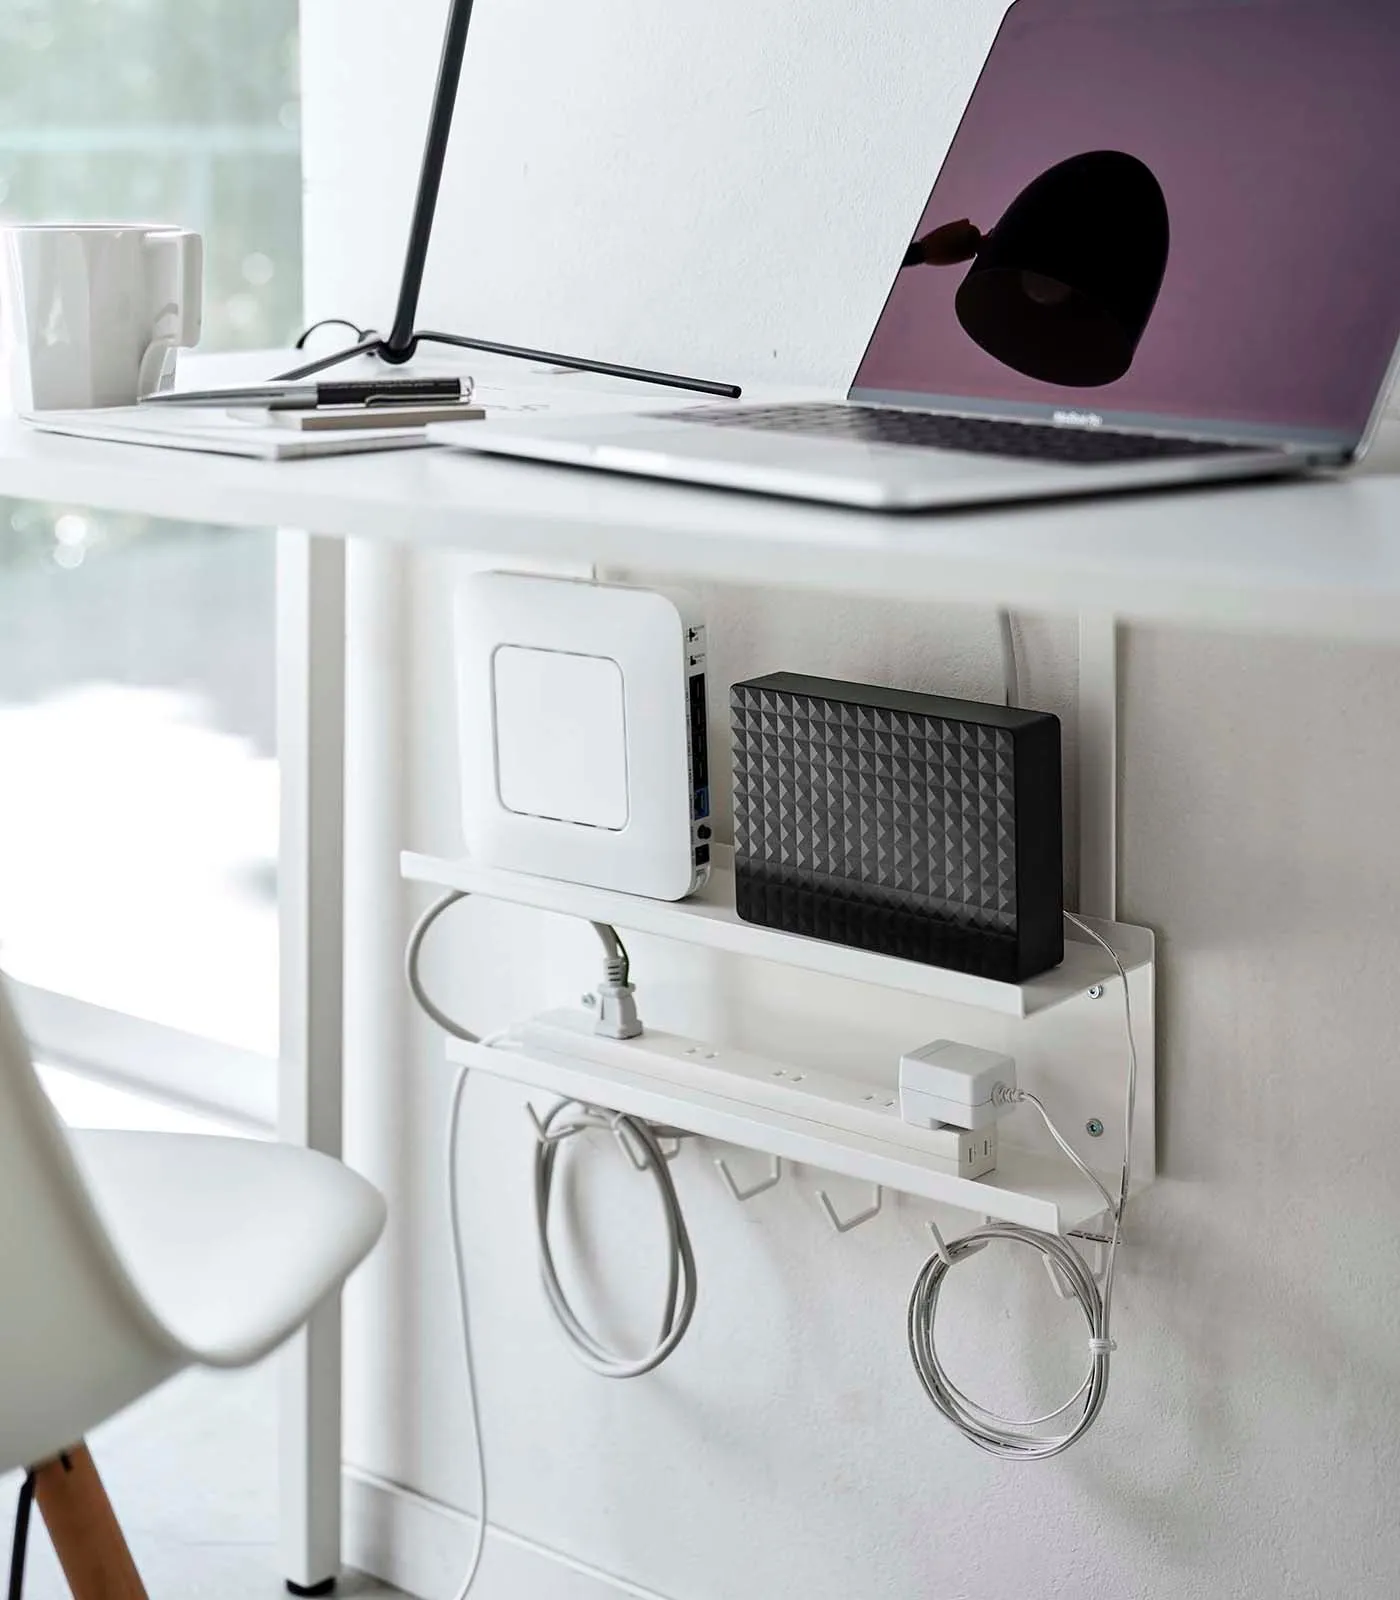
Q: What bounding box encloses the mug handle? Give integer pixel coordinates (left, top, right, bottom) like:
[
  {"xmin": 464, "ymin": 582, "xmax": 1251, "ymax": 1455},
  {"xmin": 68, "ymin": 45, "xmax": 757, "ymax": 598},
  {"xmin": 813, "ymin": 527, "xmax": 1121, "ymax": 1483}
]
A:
[{"xmin": 143, "ymin": 229, "xmax": 203, "ymax": 348}]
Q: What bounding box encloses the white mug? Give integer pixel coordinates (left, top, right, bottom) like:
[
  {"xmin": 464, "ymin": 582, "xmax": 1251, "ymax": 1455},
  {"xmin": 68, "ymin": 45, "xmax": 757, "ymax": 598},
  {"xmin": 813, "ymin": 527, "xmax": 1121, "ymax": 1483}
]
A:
[{"xmin": 0, "ymin": 223, "xmax": 203, "ymax": 411}]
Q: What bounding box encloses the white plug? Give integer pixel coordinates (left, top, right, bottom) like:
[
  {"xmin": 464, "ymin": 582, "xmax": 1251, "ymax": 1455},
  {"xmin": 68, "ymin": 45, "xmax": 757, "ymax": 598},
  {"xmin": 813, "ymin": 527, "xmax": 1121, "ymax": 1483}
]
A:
[
  {"xmin": 899, "ymin": 1040, "xmax": 1017, "ymax": 1131},
  {"xmin": 594, "ymin": 978, "xmax": 642, "ymax": 1039}
]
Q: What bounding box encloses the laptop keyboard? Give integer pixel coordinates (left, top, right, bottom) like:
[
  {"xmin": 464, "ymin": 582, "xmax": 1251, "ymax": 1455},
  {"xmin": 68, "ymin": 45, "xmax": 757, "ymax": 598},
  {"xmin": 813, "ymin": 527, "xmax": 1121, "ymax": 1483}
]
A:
[{"xmin": 661, "ymin": 403, "xmax": 1252, "ymax": 465}]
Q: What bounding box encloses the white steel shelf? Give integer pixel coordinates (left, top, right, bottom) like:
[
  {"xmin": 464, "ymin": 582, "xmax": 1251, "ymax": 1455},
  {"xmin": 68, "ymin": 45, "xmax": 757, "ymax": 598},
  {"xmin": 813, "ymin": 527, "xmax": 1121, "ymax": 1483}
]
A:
[
  {"xmin": 452, "ymin": 1013, "xmax": 1126, "ymax": 1233},
  {"xmin": 401, "ymin": 846, "xmax": 1150, "ymax": 1018}
]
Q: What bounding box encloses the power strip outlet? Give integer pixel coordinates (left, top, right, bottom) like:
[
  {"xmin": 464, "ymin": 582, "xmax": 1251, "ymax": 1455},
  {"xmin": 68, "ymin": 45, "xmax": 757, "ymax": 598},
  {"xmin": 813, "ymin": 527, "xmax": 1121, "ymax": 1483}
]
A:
[{"xmin": 519, "ymin": 1010, "xmax": 998, "ymax": 1179}]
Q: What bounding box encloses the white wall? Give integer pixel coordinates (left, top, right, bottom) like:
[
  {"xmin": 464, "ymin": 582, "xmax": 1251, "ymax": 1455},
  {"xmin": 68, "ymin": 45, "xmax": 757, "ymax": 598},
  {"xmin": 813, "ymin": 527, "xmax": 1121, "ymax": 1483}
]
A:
[{"xmin": 304, "ymin": 5, "xmax": 1400, "ymax": 1598}]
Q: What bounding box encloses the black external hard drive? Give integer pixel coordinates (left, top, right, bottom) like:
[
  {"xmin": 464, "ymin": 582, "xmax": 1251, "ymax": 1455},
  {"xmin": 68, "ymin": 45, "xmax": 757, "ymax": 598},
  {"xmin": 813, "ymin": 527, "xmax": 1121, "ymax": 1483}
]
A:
[{"xmin": 730, "ymin": 673, "xmax": 1063, "ymax": 982}]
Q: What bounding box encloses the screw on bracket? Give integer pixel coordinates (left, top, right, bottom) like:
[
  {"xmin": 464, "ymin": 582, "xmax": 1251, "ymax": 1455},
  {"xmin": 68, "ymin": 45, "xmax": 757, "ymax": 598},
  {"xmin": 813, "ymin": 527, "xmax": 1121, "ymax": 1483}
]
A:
[
  {"xmin": 1087, "ymin": 984, "xmax": 1105, "ymax": 1000},
  {"xmin": 1086, "ymin": 1118, "xmax": 1105, "ymax": 1138}
]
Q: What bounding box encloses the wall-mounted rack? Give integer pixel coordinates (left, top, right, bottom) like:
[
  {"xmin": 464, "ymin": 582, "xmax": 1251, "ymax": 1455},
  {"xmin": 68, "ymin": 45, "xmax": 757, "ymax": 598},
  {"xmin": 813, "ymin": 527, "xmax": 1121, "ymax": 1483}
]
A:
[{"xmin": 401, "ymin": 848, "xmax": 1156, "ymax": 1233}]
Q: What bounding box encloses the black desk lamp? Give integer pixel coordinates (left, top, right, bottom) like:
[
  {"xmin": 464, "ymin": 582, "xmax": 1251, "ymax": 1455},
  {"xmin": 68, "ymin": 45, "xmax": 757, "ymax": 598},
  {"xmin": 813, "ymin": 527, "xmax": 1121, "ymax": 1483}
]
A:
[{"xmin": 278, "ymin": 0, "xmax": 740, "ymax": 398}]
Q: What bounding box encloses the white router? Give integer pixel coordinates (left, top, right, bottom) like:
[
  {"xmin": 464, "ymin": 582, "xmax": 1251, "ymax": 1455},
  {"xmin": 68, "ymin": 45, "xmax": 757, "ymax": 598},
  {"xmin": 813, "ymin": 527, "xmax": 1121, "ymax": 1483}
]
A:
[{"xmin": 455, "ymin": 572, "xmax": 711, "ymax": 900}]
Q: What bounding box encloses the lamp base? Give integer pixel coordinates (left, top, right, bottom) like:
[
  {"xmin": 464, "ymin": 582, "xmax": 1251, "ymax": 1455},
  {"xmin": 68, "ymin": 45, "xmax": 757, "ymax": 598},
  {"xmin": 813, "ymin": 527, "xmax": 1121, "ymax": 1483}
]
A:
[{"xmin": 276, "ymin": 327, "xmax": 740, "ymax": 400}]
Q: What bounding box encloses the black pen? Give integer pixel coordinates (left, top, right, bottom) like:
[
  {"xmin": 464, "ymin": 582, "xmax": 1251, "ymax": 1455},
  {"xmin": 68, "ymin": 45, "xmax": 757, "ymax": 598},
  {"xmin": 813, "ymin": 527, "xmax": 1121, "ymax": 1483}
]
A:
[{"xmin": 142, "ymin": 376, "xmax": 467, "ymax": 409}]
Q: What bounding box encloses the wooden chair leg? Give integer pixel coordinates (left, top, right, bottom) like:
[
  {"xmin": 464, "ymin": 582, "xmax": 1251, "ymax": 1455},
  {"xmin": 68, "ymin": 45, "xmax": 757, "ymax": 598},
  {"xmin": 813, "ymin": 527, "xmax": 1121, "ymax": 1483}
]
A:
[{"xmin": 33, "ymin": 1444, "xmax": 147, "ymax": 1600}]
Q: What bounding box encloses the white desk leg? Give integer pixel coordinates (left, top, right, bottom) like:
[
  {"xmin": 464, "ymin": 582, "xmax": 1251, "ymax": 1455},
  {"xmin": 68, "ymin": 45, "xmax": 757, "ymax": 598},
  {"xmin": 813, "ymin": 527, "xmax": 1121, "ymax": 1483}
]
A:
[{"xmin": 276, "ymin": 530, "xmax": 347, "ymax": 1596}]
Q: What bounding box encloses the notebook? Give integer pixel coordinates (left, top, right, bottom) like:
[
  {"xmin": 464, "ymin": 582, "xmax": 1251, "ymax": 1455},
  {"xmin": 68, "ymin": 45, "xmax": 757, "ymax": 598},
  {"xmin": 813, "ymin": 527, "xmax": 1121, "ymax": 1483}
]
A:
[{"xmin": 25, "ymin": 406, "xmax": 438, "ymax": 460}]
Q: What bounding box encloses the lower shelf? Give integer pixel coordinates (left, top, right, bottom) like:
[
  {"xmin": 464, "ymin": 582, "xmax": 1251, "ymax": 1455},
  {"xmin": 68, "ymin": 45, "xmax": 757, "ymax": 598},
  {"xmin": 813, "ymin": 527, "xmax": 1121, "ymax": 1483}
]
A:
[{"xmin": 451, "ymin": 1009, "xmax": 1134, "ymax": 1234}]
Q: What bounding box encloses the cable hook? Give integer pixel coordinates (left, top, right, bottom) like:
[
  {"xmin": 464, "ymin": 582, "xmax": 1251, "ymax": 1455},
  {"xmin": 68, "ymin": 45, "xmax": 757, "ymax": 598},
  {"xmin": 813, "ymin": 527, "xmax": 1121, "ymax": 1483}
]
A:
[
  {"xmin": 714, "ymin": 1153, "xmax": 782, "ymax": 1202},
  {"xmin": 926, "ymin": 1217, "xmax": 954, "ymax": 1265},
  {"xmin": 609, "ymin": 1113, "xmax": 654, "ymax": 1172},
  {"xmin": 815, "ymin": 1183, "xmax": 883, "ymax": 1235},
  {"xmin": 652, "ymin": 1127, "xmax": 693, "ymax": 1163}
]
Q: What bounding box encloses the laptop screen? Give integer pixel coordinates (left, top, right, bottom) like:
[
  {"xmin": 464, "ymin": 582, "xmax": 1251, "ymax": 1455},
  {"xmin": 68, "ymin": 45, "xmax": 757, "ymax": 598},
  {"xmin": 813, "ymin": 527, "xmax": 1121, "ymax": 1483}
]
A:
[{"xmin": 850, "ymin": 0, "xmax": 1400, "ymax": 449}]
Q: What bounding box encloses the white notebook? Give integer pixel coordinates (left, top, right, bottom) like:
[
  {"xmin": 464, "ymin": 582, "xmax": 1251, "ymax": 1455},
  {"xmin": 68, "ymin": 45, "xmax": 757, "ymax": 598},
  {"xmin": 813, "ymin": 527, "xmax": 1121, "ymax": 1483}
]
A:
[{"xmin": 25, "ymin": 406, "xmax": 437, "ymax": 460}]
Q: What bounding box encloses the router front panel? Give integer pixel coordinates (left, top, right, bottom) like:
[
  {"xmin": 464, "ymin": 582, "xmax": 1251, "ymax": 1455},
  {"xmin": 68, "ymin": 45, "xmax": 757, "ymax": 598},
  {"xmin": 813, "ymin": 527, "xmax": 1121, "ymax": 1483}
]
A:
[
  {"xmin": 456, "ymin": 572, "xmax": 710, "ymax": 900},
  {"xmin": 492, "ymin": 644, "xmax": 630, "ymax": 828}
]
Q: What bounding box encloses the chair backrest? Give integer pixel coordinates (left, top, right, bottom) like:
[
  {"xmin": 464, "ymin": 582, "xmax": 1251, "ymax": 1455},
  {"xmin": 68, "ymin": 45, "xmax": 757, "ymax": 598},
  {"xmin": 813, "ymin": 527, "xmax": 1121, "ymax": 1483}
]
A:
[{"xmin": 0, "ymin": 973, "xmax": 182, "ymax": 1473}]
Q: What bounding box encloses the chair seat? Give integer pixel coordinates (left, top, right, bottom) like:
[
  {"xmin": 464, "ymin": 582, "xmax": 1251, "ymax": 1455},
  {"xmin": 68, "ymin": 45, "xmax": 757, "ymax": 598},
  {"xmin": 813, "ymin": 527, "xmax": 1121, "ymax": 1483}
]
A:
[{"xmin": 70, "ymin": 1131, "xmax": 386, "ymax": 1368}]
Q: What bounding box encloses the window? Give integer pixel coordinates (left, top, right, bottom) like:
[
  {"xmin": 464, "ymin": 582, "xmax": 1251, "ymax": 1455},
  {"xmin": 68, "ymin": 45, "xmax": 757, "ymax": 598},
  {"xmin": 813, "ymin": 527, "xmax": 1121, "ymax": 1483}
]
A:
[{"xmin": 0, "ymin": 1, "xmax": 302, "ymax": 1123}]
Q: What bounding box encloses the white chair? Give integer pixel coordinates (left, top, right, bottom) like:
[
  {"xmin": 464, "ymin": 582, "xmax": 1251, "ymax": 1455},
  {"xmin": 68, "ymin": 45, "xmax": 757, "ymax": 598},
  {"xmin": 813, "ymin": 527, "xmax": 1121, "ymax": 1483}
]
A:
[{"xmin": 0, "ymin": 974, "xmax": 386, "ymax": 1599}]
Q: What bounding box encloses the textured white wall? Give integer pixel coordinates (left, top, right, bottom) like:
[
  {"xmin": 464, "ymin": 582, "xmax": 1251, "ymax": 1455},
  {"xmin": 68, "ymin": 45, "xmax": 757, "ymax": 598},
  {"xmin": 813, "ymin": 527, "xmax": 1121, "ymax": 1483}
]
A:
[{"xmin": 306, "ymin": 5, "xmax": 1400, "ymax": 1597}]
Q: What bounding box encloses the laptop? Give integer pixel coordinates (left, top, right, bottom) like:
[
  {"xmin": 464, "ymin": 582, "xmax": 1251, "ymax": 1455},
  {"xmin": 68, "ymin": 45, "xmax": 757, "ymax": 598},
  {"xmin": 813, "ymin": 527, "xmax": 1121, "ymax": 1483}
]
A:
[{"xmin": 436, "ymin": 0, "xmax": 1400, "ymax": 511}]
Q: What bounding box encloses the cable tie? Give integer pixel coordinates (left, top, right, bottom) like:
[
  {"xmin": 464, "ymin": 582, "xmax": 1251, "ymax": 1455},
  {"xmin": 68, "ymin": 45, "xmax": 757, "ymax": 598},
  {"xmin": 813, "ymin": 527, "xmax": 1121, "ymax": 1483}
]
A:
[{"xmin": 1088, "ymin": 1337, "xmax": 1116, "ymax": 1356}]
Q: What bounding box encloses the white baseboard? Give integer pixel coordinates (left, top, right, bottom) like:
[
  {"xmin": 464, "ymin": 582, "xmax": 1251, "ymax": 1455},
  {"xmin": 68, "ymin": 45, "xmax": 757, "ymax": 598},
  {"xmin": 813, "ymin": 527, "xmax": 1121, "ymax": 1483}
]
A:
[{"xmin": 343, "ymin": 1468, "xmax": 676, "ymax": 1600}]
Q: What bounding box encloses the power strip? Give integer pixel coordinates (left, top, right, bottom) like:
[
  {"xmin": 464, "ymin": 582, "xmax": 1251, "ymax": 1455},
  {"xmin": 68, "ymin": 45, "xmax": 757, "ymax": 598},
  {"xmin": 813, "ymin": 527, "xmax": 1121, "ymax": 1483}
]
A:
[{"xmin": 518, "ymin": 1010, "xmax": 997, "ymax": 1179}]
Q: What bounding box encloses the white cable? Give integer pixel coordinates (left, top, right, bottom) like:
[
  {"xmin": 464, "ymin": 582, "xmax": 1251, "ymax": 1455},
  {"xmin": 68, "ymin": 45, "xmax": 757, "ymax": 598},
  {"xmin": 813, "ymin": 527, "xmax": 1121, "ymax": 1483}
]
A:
[
  {"xmin": 906, "ymin": 912, "xmax": 1138, "ymax": 1458},
  {"xmin": 996, "ymin": 608, "xmax": 1020, "ymax": 708},
  {"xmin": 444, "ymin": 1058, "xmax": 489, "ymax": 1597},
  {"xmin": 1064, "ymin": 909, "xmax": 1139, "ymax": 1322},
  {"xmin": 994, "ymin": 1085, "xmax": 1120, "ymax": 1220},
  {"xmin": 406, "ymin": 889, "xmax": 478, "ymax": 1043},
  {"xmin": 907, "ymin": 1220, "xmax": 1110, "ymax": 1457},
  {"xmin": 531, "ymin": 1098, "xmax": 698, "ymax": 1378},
  {"xmin": 406, "ymin": 888, "xmax": 628, "ymax": 1032},
  {"xmin": 406, "ymin": 891, "xmax": 487, "ymax": 1596},
  {"xmin": 405, "ymin": 886, "xmax": 695, "ymax": 1599}
]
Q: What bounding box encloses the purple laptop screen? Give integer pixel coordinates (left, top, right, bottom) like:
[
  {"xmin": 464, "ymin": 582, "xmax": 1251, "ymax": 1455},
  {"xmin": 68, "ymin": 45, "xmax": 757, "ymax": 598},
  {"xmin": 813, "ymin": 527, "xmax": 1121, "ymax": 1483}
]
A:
[{"xmin": 851, "ymin": 0, "xmax": 1400, "ymax": 443}]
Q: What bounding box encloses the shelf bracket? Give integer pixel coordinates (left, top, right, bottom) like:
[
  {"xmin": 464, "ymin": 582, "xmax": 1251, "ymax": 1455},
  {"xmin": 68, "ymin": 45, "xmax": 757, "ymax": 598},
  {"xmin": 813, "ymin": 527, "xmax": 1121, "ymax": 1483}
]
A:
[
  {"xmin": 1067, "ymin": 1221, "xmax": 1114, "ymax": 1283},
  {"xmin": 1077, "ymin": 611, "xmax": 1119, "ymax": 922}
]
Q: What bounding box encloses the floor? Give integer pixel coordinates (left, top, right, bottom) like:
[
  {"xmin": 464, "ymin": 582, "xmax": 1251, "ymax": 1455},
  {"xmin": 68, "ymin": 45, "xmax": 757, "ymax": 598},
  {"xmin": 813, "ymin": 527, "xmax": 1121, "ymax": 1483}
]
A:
[{"xmin": 0, "ymin": 1362, "xmax": 404, "ymax": 1599}]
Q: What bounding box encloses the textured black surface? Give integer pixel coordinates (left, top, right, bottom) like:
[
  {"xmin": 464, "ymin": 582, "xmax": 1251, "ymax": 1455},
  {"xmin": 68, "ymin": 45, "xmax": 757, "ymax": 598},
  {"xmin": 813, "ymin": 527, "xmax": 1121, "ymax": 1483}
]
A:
[{"xmin": 730, "ymin": 674, "xmax": 1063, "ymax": 981}]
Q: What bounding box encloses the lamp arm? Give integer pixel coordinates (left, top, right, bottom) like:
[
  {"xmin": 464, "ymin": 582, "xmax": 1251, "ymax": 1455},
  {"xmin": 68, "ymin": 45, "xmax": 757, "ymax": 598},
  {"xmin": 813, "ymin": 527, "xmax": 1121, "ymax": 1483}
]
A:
[{"xmin": 383, "ymin": 0, "xmax": 479, "ymax": 361}]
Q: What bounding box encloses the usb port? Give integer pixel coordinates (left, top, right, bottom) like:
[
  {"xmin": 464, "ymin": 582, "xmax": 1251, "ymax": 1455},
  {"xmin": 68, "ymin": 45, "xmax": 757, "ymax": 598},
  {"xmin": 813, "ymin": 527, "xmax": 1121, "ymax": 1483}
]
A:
[{"xmin": 688, "ymin": 673, "xmax": 709, "ymax": 801}]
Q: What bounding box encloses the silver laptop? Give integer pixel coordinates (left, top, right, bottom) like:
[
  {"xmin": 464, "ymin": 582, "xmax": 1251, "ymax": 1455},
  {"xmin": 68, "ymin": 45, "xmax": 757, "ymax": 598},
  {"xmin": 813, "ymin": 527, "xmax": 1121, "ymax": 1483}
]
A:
[{"xmin": 440, "ymin": 0, "xmax": 1400, "ymax": 511}]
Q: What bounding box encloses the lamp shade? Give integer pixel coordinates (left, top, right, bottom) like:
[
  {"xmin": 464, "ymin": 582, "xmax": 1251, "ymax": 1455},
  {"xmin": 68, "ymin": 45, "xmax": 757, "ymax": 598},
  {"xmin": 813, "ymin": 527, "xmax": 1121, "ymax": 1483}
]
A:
[{"xmin": 952, "ymin": 150, "xmax": 1170, "ymax": 387}]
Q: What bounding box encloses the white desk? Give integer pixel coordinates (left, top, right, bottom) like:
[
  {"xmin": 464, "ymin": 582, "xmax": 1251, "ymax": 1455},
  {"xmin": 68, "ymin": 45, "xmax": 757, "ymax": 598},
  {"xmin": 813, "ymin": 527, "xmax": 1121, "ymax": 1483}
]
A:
[
  {"xmin": 4, "ymin": 353, "xmax": 1397, "ymax": 1591},
  {"xmin": 5, "ymin": 401, "xmax": 1400, "ymax": 639}
]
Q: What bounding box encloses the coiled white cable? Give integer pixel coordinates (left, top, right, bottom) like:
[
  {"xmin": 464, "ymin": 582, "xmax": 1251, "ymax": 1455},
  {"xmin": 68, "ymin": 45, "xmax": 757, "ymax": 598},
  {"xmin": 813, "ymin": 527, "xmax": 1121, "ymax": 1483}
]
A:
[
  {"xmin": 907, "ymin": 1222, "xmax": 1113, "ymax": 1459},
  {"xmin": 531, "ymin": 1097, "xmax": 698, "ymax": 1378},
  {"xmin": 905, "ymin": 913, "xmax": 1138, "ymax": 1458}
]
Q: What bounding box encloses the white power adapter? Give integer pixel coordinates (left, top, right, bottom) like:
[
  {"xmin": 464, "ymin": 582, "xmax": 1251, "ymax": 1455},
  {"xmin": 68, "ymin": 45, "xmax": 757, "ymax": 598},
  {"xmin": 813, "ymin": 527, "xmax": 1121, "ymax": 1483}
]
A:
[{"xmin": 899, "ymin": 1040, "xmax": 1017, "ymax": 1132}]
